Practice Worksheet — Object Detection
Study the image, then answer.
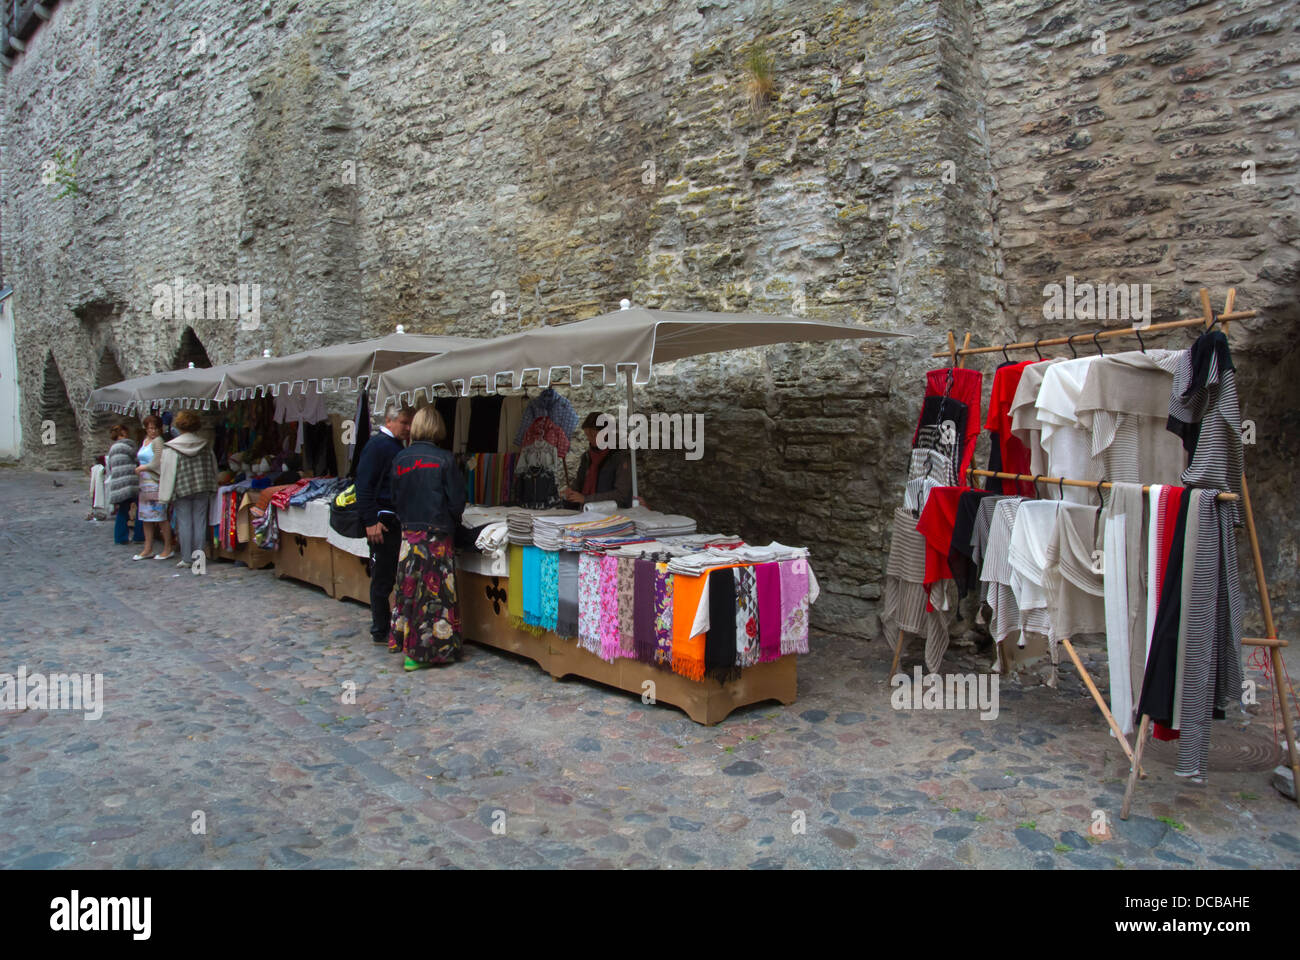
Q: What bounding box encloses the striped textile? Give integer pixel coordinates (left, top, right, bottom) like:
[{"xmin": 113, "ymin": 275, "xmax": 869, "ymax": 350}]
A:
[
  {"xmin": 882, "ymin": 507, "xmax": 955, "ymax": 672},
  {"xmin": 1167, "ymin": 333, "xmax": 1242, "ymax": 525},
  {"xmin": 1176, "ymin": 489, "xmax": 1244, "ymax": 778}
]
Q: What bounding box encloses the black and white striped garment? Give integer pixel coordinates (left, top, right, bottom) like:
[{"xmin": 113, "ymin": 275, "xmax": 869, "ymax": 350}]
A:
[
  {"xmin": 1175, "ymin": 489, "xmax": 1245, "ymax": 778},
  {"xmin": 882, "ymin": 507, "xmax": 956, "ymax": 672},
  {"xmin": 1167, "ymin": 332, "xmax": 1242, "ymax": 525}
]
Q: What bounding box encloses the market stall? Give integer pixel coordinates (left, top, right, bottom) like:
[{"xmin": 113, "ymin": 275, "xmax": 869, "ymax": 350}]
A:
[{"xmin": 370, "ymin": 303, "xmax": 902, "ymax": 722}]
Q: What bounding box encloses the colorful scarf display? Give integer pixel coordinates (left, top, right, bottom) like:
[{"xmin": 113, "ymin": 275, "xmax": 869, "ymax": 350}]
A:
[
  {"xmin": 539, "ymin": 548, "xmax": 559, "ymax": 632},
  {"xmin": 735, "ymin": 565, "xmax": 761, "ymax": 667},
  {"xmin": 507, "ymin": 544, "xmax": 523, "ymax": 620},
  {"xmin": 705, "ymin": 569, "xmax": 739, "ymax": 682},
  {"xmin": 617, "ymin": 557, "xmax": 636, "ymax": 657},
  {"xmin": 556, "ymin": 550, "xmax": 580, "ymax": 638}
]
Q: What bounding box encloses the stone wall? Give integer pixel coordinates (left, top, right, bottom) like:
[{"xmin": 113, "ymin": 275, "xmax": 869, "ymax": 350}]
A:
[{"xmin": 2, "ymin": 0, "xmax": 1295, "ymax": 637}]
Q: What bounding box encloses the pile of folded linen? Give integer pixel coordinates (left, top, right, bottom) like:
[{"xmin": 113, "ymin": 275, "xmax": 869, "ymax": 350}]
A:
[
  {"xmin": 664, "ymin": 541, "xmax": 810, "ymax": 576},
  {"xmin": 462, "ymin": 505, "xmax": 516, "ymax": 528},
  {"xmin": 560, "ymin": 513, "xmax": 637, "ymax": 551},
  {"xmin": 658, "ymin": 533, "xmax": 745, "ymax": 550},
  {"xmin": 505, "ymin": 507, "xmax": 575, "ymax": 546},
  {"xmin": 621, "ymin": 506, "xmax": 697, "ymax": 538}
]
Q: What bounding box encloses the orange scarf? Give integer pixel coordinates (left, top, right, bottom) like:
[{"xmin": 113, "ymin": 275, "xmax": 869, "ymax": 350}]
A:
[{"xmin": 671, "ymin": 572, "xmax": 708, "ymax": 682}]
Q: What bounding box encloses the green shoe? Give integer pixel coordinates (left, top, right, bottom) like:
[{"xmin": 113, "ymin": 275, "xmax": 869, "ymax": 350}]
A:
[{"xmin": 404, "ymin": 657, "xmax": 432, "ymax": 672}]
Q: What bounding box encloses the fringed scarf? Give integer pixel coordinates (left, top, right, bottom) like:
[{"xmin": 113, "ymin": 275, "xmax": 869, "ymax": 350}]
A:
[
  {"xmin": 556, "ymin": 550, "xmax": 580, "ymax": 639},
  {"xmin": 617, "ymin": 557, "xmax": 636, "ymax": 657},
  {"xmin": 671, "ymin": 572, "xmax": 708, "ymax": 681},
  {"xmin": 653, "ymin": 563, "xmax": 673, "ymax": 669},
  {"xmin": 577, "ymin": 552, "xmax": 601, "ymax": 654},
  {"xmin": 507, "ymin": 544, "xmax": 523, "ymax": 621},
  {"xmin": 705, "ymin": 567, "xmax": 741, "ymax": 683},
  {"xmin": 598, "ymin": 554, "xmax": 621, "ymax": 662},
  {"xmin": 539, "ymin": 548, "xmax": 559, "ymax": 633},
  {"xmin": 633, "ymin": 558, "xmax": 657, "ymax": 664},
  {"xmin": 735, "ymin": 564, "xmax": 761, "ymax": 667},
  {"xmin": 756, "ymin": 562, "xmax": 782, "ymax": 663},
  {"xmin": 778, "ymin": 557, "xmax": 811, "ymax": 655},
  {"xmin": 521, "ymin": 545, "xmax": 543, "ymax": 627}
]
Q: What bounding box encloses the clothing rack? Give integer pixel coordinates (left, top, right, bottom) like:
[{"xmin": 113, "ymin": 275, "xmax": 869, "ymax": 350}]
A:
[{"xmin": 904, "ymin": 288, "xmax": 1297, "ymax": 815}]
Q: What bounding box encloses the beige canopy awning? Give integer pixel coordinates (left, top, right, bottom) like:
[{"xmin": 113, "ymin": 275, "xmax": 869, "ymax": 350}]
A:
[
  {"xmin": 87, "ymin": 332, "xmax": 482, "ymax": 414},
  {"xmin": 215, "ymin": 333, "xmax": 482, "ymax": 401},
  {"xmin": 375, "ymin": 306, "xmax": 905, "ymax": 403}
]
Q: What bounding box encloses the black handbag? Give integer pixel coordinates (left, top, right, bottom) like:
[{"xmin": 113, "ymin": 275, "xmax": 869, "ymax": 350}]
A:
[{"xmin": 329, "ymin": 500, "xmax": 365, "ymax": 540}]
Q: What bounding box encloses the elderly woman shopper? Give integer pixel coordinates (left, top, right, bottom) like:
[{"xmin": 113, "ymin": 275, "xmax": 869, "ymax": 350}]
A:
[
  {"xmin": 158, "ymin": 409, "xmax": 219, "ymax": 569},
  {"xmin": 388, "ymin": 405, "xmax": 466, "ymax": 671},
  {"xmin": 134, "ymin": 415, "xmax": 175, "ymax": 560},
  {"xmin": 106, "ymin": 424, "xmax": 144, "ymax": 545}
]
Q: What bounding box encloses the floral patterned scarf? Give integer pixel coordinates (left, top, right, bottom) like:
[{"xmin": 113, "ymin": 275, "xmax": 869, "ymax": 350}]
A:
[
  {"xmin": 653, "ymin": 563, "xmax": 673, "ymax": 668},
  {"xmin": 778, "ymin": 557, "xmax": 810, "ymax": 655},
  {"xmin": 598, "ymin": 554, "xmax": 621, "ymax": 662},
  {"xmin": 735, "ymin": 565, "xmax": 761, "ymax": 667}
]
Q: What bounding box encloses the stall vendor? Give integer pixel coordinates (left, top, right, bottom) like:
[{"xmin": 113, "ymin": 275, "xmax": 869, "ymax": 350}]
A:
[
  {"xmin": 561, "ymin": 411, "xmax": 634, "ymax": 509},
  {"xmin": 356, "ymin": 402, "xmax": 413, "ymax": 643}
]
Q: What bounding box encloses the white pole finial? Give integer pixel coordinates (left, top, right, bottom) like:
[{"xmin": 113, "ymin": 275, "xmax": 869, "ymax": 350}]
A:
[
  {"xmin": 187, "ymin": 361, "xmax": 195, "ymax": 368},
  {"xmin": 262, "ymin": 349, "xmax": 272, "ymax": 358},
  {"xmin": 620, "ymin": 299, "xmax": 631, "ymax": 310},
  {"xmin": 396, "ymin": 324, "xmax": 405, "ymax": 334}
]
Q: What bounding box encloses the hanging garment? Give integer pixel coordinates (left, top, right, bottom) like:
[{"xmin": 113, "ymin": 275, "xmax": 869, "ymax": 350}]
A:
[
  {"xmin": 1137, "ymin": 487, "xmax": 1190, "ymax": 731},
  {"xmin": 274, "ymin": 389, "xmax": 328, "ymax": 453},
  {"xmin": 671, "ymin": 572, "xmax": 708, "ymax": 681},
  {"xmin": 1099, "ymin": 481, "xmax": 1146, "ymax": 735},
  {"xmin": 452, "ymin": 397, "xmax": 471, "ymax": 454},
  {"xmin": 1035, "ymin": 357, "xmax": 1104, "ymax": 503},
  {"xmin": 979, "ymin": 497, "xmax": 1025, "ymax": 651},
  {"xmin": 1074, "ymin": 350, "xmax": 1185, "ymax": 486},
  {"xmin": 653, "ymin": 563, "xmax": 674, "ymax": 668},
  {"xmin": 538, "ymin": 549, "xmax": 559, "ymax": 632},
  {"xmin": 947, "ymin": 490, "xmax": 999, "ymax": 598},
  {"xmin": 434, "ymin": 397, "xmax": 458, "ymax": 451},
  {"xmin": 1007, "ymin": 499, "xmax": 1061, "ymax": 643},
  {"xmin": 1167, "ymin": 332, "xmax": 1242, "ymax": 525},
  {"xmin": 883, "ymin": 506, "xmax": 957, "ymax": 671},
  {"xmin": 1175, "ymin": 488, "xmax": 1244, "ymax": 777},
  {"xmin": 522, "ymin": 545, "xmax": 544, "ymax": 627},
  {"xmin": 556, "ymin": 550, "xmax": 580, "ymax": 638},
  {"xmin": 498, "ymin": 395, "xmax": 526, "ymax": 454},
  {"xmin": 985, "ymin": 360, "xmax": 1042, "ymax": 495},
  {"xmin": 912, "ymin": 394, "xmax": 969, "ymax": 485},
  {"xmin": 915, "ymin": 367, "xmax": 983, "ymax": 479},
  {"xmin": 970, "ymin": 494, "xmax": 1012, "ymax": 608},
  {"xmin": 577, "ymin": 552, "xmax": 602, "ymax": 656},
  {"xmin": 756, "ymin": 562, "xmax": 782, "ymax": 663},
  {"xmin": 516, "ymin": 388, "xmax": 578, "ymax": 447},
  {"xmin": 467, "ymin": 395, "xmax": 504, "ymax": 454},
  {"xmin": 915, "ymin": 485, "xmax": 968, "ymax": 600},
  {"xmin": 1042, "ymin": 502, "xmax": 1107, "ymax": 689},
  {"xmin": 1009, "ymin": 358, "xmax": 1064, "ymax": 483}
]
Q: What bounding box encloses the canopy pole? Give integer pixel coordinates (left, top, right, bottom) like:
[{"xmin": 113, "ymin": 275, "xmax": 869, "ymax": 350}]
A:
[{"xmin": 625, "ymin": 368, "xmax": 638, "ymax": 502}]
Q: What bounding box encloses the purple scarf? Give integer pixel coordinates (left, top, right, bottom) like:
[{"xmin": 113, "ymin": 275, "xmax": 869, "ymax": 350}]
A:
[{"xmin": 756, "ymin": 562, "xmax": 782, "ymax": 662}]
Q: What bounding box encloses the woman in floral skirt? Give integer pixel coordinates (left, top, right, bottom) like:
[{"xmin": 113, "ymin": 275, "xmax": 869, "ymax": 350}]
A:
[{"xmin": 388, "ymin": 405, "xmax": 467, "ymax": 670}]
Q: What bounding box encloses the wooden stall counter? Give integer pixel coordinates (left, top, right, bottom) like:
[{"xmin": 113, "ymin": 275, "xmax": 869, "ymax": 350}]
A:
[{"xmin": 459, "ymin": 570, "xmax": 797, "ymax": 725}]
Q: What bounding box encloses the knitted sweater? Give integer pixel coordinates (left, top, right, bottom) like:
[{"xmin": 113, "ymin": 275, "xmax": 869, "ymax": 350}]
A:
[
  {"xmin": 160, "ymin": 433, "xmax": 219, "ymax": 503},
  {"xmin": 107, "ymin": 439, "xmax": 140, "ymax": 504}
]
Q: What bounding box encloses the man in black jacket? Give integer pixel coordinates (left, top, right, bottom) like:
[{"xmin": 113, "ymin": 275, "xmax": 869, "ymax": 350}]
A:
[{"xmin": 355, "ymin": 402, "xmax": 413, "ymax": 643}]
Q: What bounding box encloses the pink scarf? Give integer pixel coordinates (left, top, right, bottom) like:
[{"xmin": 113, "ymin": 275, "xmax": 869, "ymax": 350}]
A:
[
  {"xmin": 756, "ymin": 562, "xmax": 782, "ymax": 662},
  {"xmin": 778, "ymin": 557, "xmax": 810, "ymax": 655}
]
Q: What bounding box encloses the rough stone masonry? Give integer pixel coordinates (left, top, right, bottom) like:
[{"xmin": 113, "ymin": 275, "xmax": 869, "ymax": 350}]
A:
[{"xmin": 2, "ymin": 0, "xmax": 1296, "ymax": 640}]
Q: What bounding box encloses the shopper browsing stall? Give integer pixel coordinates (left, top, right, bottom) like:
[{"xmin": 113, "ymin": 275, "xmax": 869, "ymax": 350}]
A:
[
  {"xmin": 388, "ymin": 405, "xmax": 466, "ymax": 670},
  {"xmin": 355, "ymin": 402, "xmax": 413, "ymax": 643},
  {"xmin": 133, "ymin": 415, "xmax": 175, "ymax": 561},
  {"xmin": 158, "ymin": 409, "xmax": 220, "ymax": 569},
  {"xmin": 107, "ymin": 424, "xmax": 144, "ymax": 545}
]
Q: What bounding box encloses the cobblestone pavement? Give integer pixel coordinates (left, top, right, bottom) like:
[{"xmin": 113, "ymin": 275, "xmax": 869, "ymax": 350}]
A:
[{"xmin": 1, "ymin": 469, "xmax": 1297, "ymax": 870}]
